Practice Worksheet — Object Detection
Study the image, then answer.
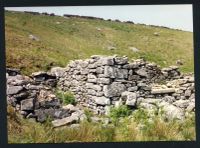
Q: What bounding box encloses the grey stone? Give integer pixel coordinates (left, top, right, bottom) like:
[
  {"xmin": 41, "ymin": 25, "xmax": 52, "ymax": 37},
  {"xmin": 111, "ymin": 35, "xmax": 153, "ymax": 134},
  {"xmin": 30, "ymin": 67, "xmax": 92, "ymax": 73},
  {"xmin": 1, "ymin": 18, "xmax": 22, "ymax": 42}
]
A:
[
  {"xmin": 173, "ymin": 100, "xmax": 190, "ymax": 108},
  {"xmin": 21, "ymin": 98, "xmax": 34, "ymax": 111},
  {"xmin": 151, "ymin": 88, "xmax": 175, "ymax": 94},
  {"xmin": 96, "ymin": 67, "xmax": 104, "ymax": 74},
  {"xmin": 158, "ymin": 102, "xmax": 185, "ymax": 120},
  {"xmin": 121, "ymin": 91, "xmax": 137, "ymax": 106},
  {"xmin": 70, "ymin": 124, "xmax": 80, "ymax": 129},
  {"xmin": 62, "ymin": 104, "xmax": 79, "ymax": 112},
  {"xmin": 163, "ymin": 96, "xmax": 175, "ymax": 103},
  {"xmin": 13, "ymin": 92, "xmax": 29, "ymax": 100},
  {"xmin": 185, "ymin": 89, "xmax": 192, "ymax": 97},
  {"xmin": 141, "ymin": 99, "xmax": 162, "ymax": 105},
  {"xmin": 86, "ymin": 83, "xmax": 102, "ymax": 91},
  {"xmin": 135, "ymin": 68, "xmax": 148, "ymax": 77},
  {"xmin": 129, "ymin": 47, "xmax": 140, "ymax": 52},
  {"xmin": 94, "ymin": 96, "xmax": 111, "ymax": 105},
  {"xmin": 128, "ymin": 75, "xmax": 140, "ymax": 81},
  {"xmin": 186, "ymin": 102, "xmax": 195, "ymax": 112},
  {"xmin": 50, "ymin": 67, "xmax": 66, "ymax": 77},
  {"xmin": 139, "ymin": 103, "xmax": 157, "ymax": 110},
  {"xmin": 114, "ymin": 56, "xmax": 128, "ymax": 65},
  {"xmin": 91, "ymin": 116, "xmax": 102, "ymax": 123},
  {"xmin": 104, "ymin": 66, "xmax": 115, "ymax": 78},
  {"xmin": 6, "ymin": 68, "xmax": 20, "ymax": 76},
  {"xmin": 97, "ymin": 78, "xmax": 111, "ymax": 84},
  {"xmin": 52, "ymin": 114, "xmax": 79, "ymax": 127},
  {"xmin": 29, "ymin": 34, "xmax": 40, "ymax": 41},
  {"xmin": 7, "ymin": 86, "xmax": 23, "ymax": 95},
  {"xmin": 96, "ymin": 57, "xmax": 114, "ymax": 66},
  {"xmin": 128, "ymin": 86, "xmax": 138, "ymax": 92},
  {"xmin": 104, "ymin": 66, "xmax": 128, "ymax": 79},
  {"xmin": 103, "ymin": 82, "xmax": 126, "ymax": 97}
]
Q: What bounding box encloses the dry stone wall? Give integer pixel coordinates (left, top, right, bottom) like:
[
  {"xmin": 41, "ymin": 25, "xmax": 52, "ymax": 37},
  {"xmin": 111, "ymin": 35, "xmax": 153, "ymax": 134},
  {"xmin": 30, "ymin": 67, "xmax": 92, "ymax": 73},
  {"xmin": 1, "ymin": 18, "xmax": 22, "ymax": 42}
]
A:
[
  {"xmin": 6, "ymin": 55, "xmax": 195, "ymax": 127},
  {"xmin": 57, "ymin": 55, "xmax": 195, "ymax": 116}
]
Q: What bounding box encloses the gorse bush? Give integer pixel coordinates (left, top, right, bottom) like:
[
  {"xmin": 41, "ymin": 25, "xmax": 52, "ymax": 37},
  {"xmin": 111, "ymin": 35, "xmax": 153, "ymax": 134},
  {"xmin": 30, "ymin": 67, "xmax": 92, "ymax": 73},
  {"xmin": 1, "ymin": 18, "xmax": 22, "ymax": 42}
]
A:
[{"xmin": 56, "ymin": 91, "xmax": 76, "ymax": 105}]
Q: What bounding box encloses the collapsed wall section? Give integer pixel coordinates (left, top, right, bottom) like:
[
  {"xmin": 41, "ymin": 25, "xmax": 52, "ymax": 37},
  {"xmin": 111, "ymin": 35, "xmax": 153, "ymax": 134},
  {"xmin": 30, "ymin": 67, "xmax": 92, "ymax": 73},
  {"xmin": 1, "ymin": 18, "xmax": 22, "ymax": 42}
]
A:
[{"xmin": 57, "ymin": 55, "xmax": 189, "ymax": 114}]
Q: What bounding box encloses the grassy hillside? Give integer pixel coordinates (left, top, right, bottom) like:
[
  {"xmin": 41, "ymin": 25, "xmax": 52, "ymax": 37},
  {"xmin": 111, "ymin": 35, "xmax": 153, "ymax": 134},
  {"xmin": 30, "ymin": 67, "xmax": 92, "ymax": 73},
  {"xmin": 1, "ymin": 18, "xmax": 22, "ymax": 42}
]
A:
[{"xmin": 5, "ymin": 11, "xmax": 194, "ymax": 75}]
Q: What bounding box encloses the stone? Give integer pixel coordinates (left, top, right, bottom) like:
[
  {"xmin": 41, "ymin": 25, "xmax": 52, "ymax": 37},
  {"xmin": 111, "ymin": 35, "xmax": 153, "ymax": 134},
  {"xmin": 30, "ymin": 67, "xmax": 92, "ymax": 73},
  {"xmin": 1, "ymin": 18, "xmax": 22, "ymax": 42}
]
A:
[
  {"xmin": 96, "ymin": 57, "xmax": 114, "ymax": 66},
  {"xmin": 29, "ymin": 34, "xmax": 40, "ymax": 41},
  {"xmin": 127, "ymin": 63, "xmax": 139, "ymax": 69},
  {"xmin": 115, "ymin": 69, "xmax": 128, "ymax": 79},
  {"xmin": 163, "ymin": 96, "xmax": 175, "ymax": 103},
  {"xmin": 103, "ymin": 82, "xmax": 126, "ymax": 97},
  {"xmin": 94, "ymin": 96, "xmax": 111, "ymax": 105},
  {"xmin": 105, "ymin": 106, "xmax": 111, "ymax": 116},
  {"xmin": 91, "ymin": 116, "xmax": 102, "ymax": 123},
  {"xmin": 50, "ymin": 67, "xmax": 66, "ymax": 77},
  {"xmin": 128, "ymin": 86, "xmax": 138, "ymax": 92},
  {"xmin": 27, "ymin": 84, "xmax": 43, "ymax": 90},
  {"xmin": 128, "ymin": 75, "xmax": 140, "ymax": 81},
  {"xmin": 39, "ymin": 99, "xmax": 61, "ymax": 109},
  {"xmin": 21, "ymin": 98, "xmax": 34, "ymax": 111},
  {"xmin": 114, "ymin": 56, "xmax": 128, "ymax": 65},
  {"xmin": 188, "ymin": 77, "xmax": 194, "ymax": 83},
  {"xmin": 173, "ymin": 100, "xmax": 190, "ymax": 108},
  {"xmin": 176, "ymin": 60, "xmax": 183, "ymax": 66},
  {"xmin": 86, "ymin": 83, "xmax": 102, "ymax": 91},
  {"xmin": 88, "ymin": 74, "xmax": 97, "ymax": 79},
  {"xmin": 153, "ymin": 32, "xmax": 159, "ymax": 36},
  {"xmin": 129, "ymin": 47, "xmax": 139, "ymax": 52},
  {"xmin": 139, "ymin": 103, "xmax": 157, "ymax": 110},
  {"xmin": 13, "ymin": 92, "xmax": 29, "ymax": 100},
  {"xmin": 97, "ymin": 78, "xmax": 111, "ymax": 84},
  {"xmin": 31, "ymin": 71, "xmax": 56, "ymax": 81},
  {"xmin": 6, "ymin": 68, "xmax": 21, "ymax": 76},
  {"xmin": 79, "ymin": 113, "xmax": 87, "ymax": 121},
  {"xmin": 35, "ymin": 110, "xmax": 47, "ymax": 123},
  {"xmin": 140, "ymin": 99, "xmax": 161, "ymax": 107},
  {"xmin": 169, "ymin": 65, "xmax": 179, "ymax": 70},
  {"xmin": 137, "ymin": 82, "xmax": 147, "ymax": 87},
  {"xmin": 185, "ymin": 89, "xmax": 192, "ymax": 97},
  {"xmin": 115, "ymin": 99, "xmax": 123, "ymax": 108},
  {"xmin": 107, "ymin": 46, "xmax": 116, "ymax": 50},
  {"xmin": 121, "ymin": 91, "xmax": 137, "ymax": 106},
  {"xmin": 52, "ymin": 114, "xmax": 79, "ymax": 127},
  {"xmin": 151, "ymin": 88, "xmax": 175, "ymax": 94},
  {"xmin": 8, "ymin": 79, "xmax": 29, "ymax": 86},
  {"xmin": 87, "ymin": 89, "xmax": 96, "ymax": 95},
  {"xmin": 88, "ymin": 78, "xmax": 97, "ymax": 83},
  {"xmin": 96, "ymin": 67, "xmax": 104, "ymax": 74},
  {"xmin": 186, "ymin": 102, "xmax": 195, "ymax": 112},
  {"xmin": 104, "ymin": 66, "xmax": 115, "ymax": 78},
  {"xmin": 70, "ymin": 124, "xmax": 80, "ymax": 129},
  {"xmin": 158, "ymin": 102, "xmax": 185, "ymax": 120},
  {"xmin": 62, "ymin": 104, "xmax": 78, "ymax": 112},
  {"xmin": 79, "ymin": 61, "xmax": 89, "ymax": 68},
  {"xmin": 7, "ymin": 86, "xmax": 23, "ymax": 95},
  {"xmin": 135, "ymin": 68, "xmax": 148, "ymax": 77},
  {"xmin": 104, "ymin": 66, "xmax": 128, "ymax": 79}
]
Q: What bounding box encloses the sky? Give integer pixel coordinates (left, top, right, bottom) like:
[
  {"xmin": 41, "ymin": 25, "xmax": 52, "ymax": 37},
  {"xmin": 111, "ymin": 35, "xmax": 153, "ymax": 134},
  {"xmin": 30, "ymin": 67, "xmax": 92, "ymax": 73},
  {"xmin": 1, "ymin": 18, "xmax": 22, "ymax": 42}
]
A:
[{"xmin": 5, "ymin": 5, "xmax": 193, "ymax": 32}]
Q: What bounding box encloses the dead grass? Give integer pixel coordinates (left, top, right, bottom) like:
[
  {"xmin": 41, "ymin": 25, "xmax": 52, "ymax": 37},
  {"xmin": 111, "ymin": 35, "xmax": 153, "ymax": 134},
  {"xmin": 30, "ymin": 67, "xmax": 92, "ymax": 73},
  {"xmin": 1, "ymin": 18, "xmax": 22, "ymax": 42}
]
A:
[{"xmin": 7, "ymin": 106, "xmax": 196, "ymax": 143}]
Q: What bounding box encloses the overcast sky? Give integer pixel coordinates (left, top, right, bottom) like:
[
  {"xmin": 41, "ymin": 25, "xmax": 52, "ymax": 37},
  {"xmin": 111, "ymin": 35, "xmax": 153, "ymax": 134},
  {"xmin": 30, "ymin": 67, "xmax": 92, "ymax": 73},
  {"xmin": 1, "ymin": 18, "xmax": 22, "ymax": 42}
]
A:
[{"xmin": 5, "ymin": 5, "xmax": 193, "ymax": 32}]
